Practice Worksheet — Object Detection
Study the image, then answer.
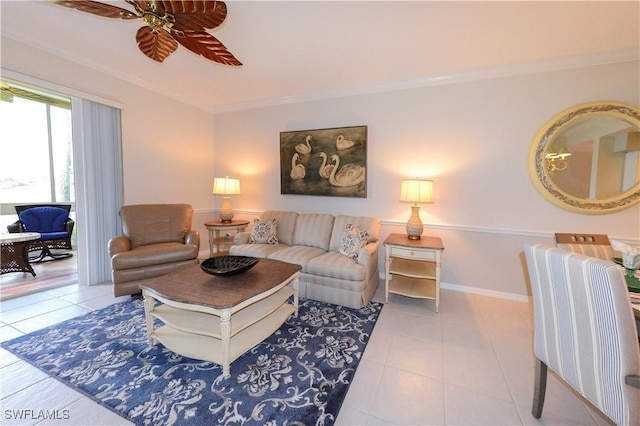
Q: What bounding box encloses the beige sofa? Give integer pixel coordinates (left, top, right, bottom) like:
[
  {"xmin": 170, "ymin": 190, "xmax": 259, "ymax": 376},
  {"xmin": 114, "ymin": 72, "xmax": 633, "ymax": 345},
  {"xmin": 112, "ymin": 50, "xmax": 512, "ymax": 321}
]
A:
[
  {"xmin": 109, "ymin": 204, "xmax": 200, "ymax": 297},
  {"xmin": 230, "ymin": 211, "xmax": 380, "ymax": 309}
]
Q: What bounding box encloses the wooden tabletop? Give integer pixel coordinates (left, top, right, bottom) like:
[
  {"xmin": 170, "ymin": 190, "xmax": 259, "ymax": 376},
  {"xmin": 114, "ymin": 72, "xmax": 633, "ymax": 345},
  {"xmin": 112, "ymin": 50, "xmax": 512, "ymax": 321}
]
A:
[
  {"xmin": 139, "ymin": 258, "xmax": 301, "ymax": 309},
  {"xmin": 204, "ymin": 220, "xmax": 250, "ymax": 227},
  {"xmin": 384, "ymin": 233, "xmax": 444, "ymax": 250}
]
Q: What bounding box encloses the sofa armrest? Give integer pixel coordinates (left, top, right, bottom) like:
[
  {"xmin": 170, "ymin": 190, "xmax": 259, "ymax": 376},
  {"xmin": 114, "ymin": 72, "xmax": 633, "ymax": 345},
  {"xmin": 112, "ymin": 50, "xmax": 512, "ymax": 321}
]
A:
[
  {"xmin": 108, "ymin": 236, "xmax": 131, "ymax": 257},
  {"xmin": 234, "ymin": 232, "xmax": 251, "ymax": 245},
  {"xmin": 357, "ymin": 240, "xmax": 380, "ymax": 280},
  {"xmin": 185, "ymin": 230, "xmax": 200, "ymax": 249}
]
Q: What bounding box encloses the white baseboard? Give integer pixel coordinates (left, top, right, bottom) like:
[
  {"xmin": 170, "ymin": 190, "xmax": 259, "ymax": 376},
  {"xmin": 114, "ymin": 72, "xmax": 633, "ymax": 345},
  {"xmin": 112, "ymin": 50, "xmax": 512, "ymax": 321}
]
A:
[
  {"xmin": 378, "ymin": 273, "xmax": 531, "ymax": 303},
  {"xmin": 440, "ymin": 281, "xmax": 531, "ymax": 303}
]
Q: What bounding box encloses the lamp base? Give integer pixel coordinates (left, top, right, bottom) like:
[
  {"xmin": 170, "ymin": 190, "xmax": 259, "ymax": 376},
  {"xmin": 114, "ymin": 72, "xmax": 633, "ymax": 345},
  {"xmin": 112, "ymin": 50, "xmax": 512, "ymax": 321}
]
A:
[
  {"xmin": 218, "ymin": 197, "xmax": 234, "ymax": 223},
  {"xmin": 406, "ymin": 205, "xmax": 424, "ymax": 240}
]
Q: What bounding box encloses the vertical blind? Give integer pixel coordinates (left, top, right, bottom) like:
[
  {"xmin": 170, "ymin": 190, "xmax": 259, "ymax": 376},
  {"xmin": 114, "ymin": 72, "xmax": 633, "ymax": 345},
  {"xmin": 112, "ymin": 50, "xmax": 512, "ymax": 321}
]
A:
[{"xmin": 71, "ymin": 98, "xmax": 123, "ymax": 285}]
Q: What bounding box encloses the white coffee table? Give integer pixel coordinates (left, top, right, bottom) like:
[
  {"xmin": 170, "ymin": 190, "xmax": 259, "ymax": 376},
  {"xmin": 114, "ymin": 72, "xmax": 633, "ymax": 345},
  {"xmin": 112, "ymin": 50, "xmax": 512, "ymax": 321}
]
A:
[{"xmin": 140, "ymin": 258, "xmax": 301, "ymax": 377}]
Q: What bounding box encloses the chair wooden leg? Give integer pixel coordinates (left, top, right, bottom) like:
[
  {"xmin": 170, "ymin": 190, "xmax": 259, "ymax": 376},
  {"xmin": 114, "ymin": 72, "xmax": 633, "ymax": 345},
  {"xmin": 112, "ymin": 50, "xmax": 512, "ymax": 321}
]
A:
[{"xmin": 532, "ymin": 358, "xmax": 548, "ymax": 419}]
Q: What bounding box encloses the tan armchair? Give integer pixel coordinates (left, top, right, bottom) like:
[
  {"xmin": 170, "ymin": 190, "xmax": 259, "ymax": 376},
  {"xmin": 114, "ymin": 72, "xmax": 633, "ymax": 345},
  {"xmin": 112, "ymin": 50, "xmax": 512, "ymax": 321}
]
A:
[{"xmin": 109, "ymin": 204, "xmax": 200, "ymax": 297}]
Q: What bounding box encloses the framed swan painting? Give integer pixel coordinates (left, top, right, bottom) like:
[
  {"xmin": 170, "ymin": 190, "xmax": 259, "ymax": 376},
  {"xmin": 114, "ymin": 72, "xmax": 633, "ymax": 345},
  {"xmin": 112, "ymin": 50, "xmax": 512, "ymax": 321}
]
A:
[{"xmin": 280, "ymin": 125, "xmax": 367, "ymax": 198}]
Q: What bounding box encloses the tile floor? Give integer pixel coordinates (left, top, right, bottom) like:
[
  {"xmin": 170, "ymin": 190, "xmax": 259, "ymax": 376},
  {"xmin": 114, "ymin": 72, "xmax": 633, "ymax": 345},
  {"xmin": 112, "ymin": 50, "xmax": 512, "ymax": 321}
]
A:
[{"xmin": 0, "ymin": 283, "xmax": 611, "ymax": 425}]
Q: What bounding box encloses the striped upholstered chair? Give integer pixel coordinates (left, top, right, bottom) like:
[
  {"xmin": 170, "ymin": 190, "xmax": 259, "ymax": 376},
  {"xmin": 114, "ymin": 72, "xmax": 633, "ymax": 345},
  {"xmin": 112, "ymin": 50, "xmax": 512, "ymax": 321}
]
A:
[
  {"xmin": 555, "ymin": 232, "xmax": 617, "ymax": 260},
  {"xmin": 524, "ymin": 244, "xmax": 640, "ymax": 425}
]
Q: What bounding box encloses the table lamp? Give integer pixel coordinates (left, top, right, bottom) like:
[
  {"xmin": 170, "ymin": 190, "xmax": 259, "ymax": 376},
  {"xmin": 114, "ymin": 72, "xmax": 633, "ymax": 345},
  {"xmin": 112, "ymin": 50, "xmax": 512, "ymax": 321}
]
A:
[
  {"xmin": 400, "ymin": 178, "xmax": 434, "ymax": 240},
  {"xmin": 212, "ymin": 176, "xmax": 240, "ymax": 223}
]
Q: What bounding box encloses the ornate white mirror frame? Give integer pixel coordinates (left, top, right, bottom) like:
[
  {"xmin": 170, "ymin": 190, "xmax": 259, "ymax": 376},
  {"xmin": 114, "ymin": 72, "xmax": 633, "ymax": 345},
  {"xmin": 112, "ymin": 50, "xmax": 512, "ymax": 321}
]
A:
[{"xmin": 528, "ymin": 101, "xmax": 640, "ymax": 214}]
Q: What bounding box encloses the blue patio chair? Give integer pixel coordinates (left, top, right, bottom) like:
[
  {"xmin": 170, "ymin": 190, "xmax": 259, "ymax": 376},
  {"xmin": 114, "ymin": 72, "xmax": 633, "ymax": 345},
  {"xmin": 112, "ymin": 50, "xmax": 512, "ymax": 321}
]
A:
[{"xmin": 7, "ymin": 205, "xmax": 75, "ymax": 262}]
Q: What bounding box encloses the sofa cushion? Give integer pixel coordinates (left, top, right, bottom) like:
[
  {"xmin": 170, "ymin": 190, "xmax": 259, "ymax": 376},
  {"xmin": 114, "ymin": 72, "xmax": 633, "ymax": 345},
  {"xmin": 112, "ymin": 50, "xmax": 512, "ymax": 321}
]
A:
[
  {"xmin": 230, "ymin": 243, "xmax": 289, "ymax": 258},
  {"xmin": 268, "ymin": 245, "xmax": 328, "ymax": 272},
  {"xmin": 337, "ymin": 224, "xmax": 370, "ymax": 260},
  {"xmin": 329, "ymin": 215, "xmax": 380, "ymax": 252},
  {"xmin": 292, "ymin": 214, "xmax": 334, "ymax": 251},
  {"xmin": 249, "ymin": 218, "xmax": 278, "ymax": 244},
  {"xmin": 307, "ymin": 251, "xmax": 367, "ymax": 281},
  {"xmin": 120, "ymin": 204, "xmax": 193, "ymax": 249},
  {"xmin": 259, "ymin": 211, "xmax": 298, "ymax": 246}
]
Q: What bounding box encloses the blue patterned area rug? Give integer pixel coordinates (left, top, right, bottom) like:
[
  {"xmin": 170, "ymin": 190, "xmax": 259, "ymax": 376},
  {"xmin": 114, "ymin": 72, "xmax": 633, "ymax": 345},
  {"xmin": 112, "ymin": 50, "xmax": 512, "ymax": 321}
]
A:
[{"xmin": 2, "ymin": 297, "xmax": 381, "ymax": 426}]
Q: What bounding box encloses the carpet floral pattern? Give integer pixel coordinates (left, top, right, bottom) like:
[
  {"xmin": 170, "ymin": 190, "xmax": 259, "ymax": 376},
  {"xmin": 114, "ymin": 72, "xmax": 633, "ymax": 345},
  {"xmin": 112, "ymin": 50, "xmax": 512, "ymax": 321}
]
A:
[{"xmin": 2, "ymin": 297, "xmax": 381, "ymax": 426}]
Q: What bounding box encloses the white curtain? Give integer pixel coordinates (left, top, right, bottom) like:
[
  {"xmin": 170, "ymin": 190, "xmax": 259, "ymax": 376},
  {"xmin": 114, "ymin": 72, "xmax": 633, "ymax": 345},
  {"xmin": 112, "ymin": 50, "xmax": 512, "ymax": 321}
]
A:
[{"xmin": 71, "ymin": 98, "xmax": 123, "ymax": 286}]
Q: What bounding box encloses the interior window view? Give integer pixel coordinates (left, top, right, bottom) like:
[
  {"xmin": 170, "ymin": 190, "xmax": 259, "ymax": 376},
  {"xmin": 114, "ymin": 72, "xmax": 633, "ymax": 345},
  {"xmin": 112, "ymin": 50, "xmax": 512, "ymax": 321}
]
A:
[
  {"xmin": 1, "ymin": 2, "xmax": 639, "ymax": 426},
  {"xmin": 0, "ymin": 81, "xmax": 77, "ymax": 299}
]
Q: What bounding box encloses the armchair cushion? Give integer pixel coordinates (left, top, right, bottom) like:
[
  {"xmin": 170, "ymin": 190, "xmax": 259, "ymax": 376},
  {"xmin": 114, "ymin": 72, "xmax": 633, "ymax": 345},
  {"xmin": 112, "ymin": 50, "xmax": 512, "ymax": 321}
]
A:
[
  {"xmin": 111, "ymin": 242, "xmax": 198, "ymax": 270},
  {"xmin": 120, "ymin": 204, "xmax": 193, "ymax": 249},
  {"xmin": 19, "ymin": 207, "xmax": 70, "ymax": 234}
]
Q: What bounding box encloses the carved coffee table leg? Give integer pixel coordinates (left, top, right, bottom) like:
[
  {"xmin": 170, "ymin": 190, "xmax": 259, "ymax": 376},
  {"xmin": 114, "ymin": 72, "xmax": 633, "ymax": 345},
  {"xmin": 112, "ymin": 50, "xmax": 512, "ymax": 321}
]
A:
[
  {"xmin": 293, "ymin": 276, "xmax": 300, "ymax": 316},
  {"xmin": 221, "ymin": 309, "xmax": 231, "ymax": 378},
  {"xmin": 143, "ymin": 292, "xmax": 156, "ymax": 347}
]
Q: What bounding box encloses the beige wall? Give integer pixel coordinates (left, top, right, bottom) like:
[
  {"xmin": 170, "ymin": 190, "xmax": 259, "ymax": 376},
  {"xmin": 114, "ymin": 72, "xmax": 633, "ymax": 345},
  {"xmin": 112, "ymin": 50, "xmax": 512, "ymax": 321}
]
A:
[
  {"xmin": 212, "ymin": 61, "xmax": 640, "ymax": 299},
  {"xmin": 3, "ymin": 37, "xmax": 639, "ymax": 299}
]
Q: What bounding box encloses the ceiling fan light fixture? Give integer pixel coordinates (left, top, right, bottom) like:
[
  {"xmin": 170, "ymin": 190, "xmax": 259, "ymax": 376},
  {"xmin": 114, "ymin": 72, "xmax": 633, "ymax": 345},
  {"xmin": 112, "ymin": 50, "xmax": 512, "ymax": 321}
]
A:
[{"xmin": 53, "ymin": 0, "xmax": 242, "ymax": 66}]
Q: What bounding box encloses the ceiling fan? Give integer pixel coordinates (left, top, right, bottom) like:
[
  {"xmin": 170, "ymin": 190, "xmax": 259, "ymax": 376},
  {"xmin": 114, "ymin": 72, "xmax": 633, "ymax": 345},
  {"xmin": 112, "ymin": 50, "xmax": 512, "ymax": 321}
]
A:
[{"xmin": 52, "ymin": 0, "xmax": 242, "ymax": 65}]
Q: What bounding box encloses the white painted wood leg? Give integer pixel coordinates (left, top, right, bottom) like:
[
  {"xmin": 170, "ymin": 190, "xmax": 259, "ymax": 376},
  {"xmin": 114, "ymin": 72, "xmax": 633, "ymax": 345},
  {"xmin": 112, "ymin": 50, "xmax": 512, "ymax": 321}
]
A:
[
  {"xmin": 221, "ymin": 308, "xmax": 231, "ymax": 378},
  {"xmin": 293, "ymin": 276, "xmax": 299, "ymax": 316},
  {"xmin": 143, "ymin": 292, "xmax": 156, "ymax": 347}
]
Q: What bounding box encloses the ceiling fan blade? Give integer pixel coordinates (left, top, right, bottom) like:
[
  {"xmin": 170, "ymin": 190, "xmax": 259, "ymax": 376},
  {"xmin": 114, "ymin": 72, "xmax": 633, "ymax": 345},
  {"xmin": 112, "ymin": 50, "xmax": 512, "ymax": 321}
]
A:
[
  {"xmin": 52, "ymin": 0, "xmax": 138, "ymax": 20},
  {"xmin": 159, "ymin": 0, "xmax": 227, "ymax": 31},
  {"xmin": 136, "ymin": 27, "xmax": 178, "ymax": 62},
  {"xmin": 172, "ymin": 30, "xmax": 241, "ymax": 66}
]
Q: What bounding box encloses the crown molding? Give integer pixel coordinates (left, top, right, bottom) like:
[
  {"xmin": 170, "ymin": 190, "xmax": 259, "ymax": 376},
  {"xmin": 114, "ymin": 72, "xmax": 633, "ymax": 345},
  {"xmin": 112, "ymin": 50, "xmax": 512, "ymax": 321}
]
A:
[
  {"xmin": 4, "ymin": 28, "xmax": 637, "ymax": 115},
  {"xmin": 2, "ymin": 32, "xmax": 212, "ymax": 113},
  {"xmin": 213, "ymin": 48, "xmax": 639, "ymax": 113}
]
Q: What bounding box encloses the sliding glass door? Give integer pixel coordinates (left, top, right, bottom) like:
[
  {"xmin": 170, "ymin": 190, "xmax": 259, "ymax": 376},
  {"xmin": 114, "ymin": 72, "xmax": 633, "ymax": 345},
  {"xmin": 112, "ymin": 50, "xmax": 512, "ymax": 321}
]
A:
[
  {"xmin": 0, "ymin": 81, "xmax": 74, "ymax": 228},
  {"xmin": 1, "ymin": 78, "xmax": 123, "ymax": 286}
]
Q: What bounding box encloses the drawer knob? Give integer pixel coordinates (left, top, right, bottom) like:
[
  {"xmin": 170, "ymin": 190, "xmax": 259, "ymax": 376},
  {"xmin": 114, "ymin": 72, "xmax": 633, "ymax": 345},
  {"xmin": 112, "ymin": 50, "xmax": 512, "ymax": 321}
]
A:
[{"xmin": 410, "ymin": 251, "xmax": 415, "ymax": 256}]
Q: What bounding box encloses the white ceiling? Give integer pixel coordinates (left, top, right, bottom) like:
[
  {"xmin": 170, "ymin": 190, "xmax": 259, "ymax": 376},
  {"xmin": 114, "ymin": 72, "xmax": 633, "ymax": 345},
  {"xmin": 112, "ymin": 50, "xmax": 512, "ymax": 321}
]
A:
[{"xmin": 2, "ymin": 1, "xmax": 639, "ymax": 113}]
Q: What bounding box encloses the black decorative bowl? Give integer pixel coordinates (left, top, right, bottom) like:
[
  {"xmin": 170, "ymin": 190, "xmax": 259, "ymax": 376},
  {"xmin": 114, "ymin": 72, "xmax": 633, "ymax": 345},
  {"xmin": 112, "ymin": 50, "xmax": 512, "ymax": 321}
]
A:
[{"xmin": 200, "ymin": 255, "xmax": 259, "ymax": 276}]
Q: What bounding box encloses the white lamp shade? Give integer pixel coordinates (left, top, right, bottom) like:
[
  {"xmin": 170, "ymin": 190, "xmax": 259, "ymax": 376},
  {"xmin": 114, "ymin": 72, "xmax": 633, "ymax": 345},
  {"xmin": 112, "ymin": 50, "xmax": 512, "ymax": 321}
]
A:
[
  {"xmin": 212, "ymin": 177, "xmax": 241, "ymax": 195},
  {"xmin": 400, "ymin": 179, "xmax": 434, "ymax": 203}
]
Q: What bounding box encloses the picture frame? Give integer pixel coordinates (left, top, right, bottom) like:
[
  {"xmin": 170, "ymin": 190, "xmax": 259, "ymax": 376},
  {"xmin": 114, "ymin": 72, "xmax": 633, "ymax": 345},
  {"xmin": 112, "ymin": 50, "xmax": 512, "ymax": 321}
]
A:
[{"xmin": 280, "ymin": 125, "xmax": 367, "ymax": 198}]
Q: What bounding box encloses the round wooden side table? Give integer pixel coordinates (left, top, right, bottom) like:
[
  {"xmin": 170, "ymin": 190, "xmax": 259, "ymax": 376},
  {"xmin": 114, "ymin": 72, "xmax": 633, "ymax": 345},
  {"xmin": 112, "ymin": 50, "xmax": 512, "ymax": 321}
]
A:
[{"xmin": 204, "ymin": 220, "xmax": 250, "ymax": 257}]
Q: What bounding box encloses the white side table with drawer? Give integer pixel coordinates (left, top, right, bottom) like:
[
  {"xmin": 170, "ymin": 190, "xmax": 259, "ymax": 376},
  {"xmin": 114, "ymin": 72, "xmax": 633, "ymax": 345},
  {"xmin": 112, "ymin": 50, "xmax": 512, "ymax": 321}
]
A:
[{"xmin": 383, "ymin": 233, "xmax": 445, "ymax": 312}]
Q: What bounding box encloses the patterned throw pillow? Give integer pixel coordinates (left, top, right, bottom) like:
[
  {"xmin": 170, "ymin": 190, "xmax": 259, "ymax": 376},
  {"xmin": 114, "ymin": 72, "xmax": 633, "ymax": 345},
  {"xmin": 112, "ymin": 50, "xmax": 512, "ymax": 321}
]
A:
[
  {"xmin": 338, "ymin": 224, "xmax": 370, "ymax": 260},
  {"xmin": 249, "ymin": 218, "xmax": 279, "ymax": 244}
]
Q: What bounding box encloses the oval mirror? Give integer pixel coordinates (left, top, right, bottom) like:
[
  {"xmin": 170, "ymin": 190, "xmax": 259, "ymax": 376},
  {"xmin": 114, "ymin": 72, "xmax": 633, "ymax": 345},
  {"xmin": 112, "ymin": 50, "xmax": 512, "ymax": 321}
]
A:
[{"xmin": 528, "ymin": 101, "xmax": 640, "ymax": 214}]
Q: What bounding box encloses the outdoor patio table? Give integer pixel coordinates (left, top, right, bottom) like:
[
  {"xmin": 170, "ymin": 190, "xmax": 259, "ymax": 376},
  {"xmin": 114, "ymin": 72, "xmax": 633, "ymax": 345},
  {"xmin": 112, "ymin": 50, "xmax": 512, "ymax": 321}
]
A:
[{"xmin": 1, "ymin": 232, "xmax": 41, "ymax": 276}]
